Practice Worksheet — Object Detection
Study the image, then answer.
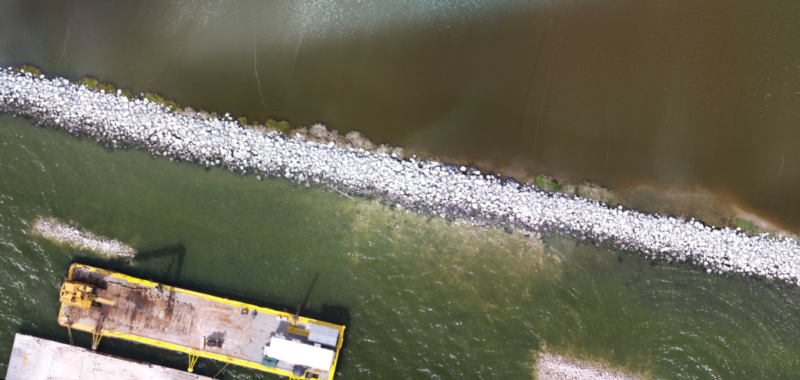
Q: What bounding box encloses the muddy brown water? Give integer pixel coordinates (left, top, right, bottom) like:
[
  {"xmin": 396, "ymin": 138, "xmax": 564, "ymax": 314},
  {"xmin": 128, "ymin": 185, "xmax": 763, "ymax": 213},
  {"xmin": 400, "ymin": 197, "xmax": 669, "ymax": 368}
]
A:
[{"xmin": 2, "ymin": 0, "xmax": 799, "ymax": 230}]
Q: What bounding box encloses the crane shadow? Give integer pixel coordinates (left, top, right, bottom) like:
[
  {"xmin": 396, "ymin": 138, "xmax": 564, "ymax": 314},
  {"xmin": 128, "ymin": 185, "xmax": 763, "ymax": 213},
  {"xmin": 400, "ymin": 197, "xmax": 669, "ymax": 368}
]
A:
[
  {"xmin": 302, "ymin": 272, "xmax": 320, "ymax": 307},
  {"xmin": 134, "ymin": 244, "xmax": 186, "ymax": 280}
]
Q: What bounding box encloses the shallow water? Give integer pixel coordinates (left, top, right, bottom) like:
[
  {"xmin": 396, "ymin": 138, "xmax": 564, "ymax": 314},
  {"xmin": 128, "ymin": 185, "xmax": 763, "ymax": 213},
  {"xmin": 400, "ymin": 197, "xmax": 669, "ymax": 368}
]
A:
[
  {"xmin": 2, "ymin": 115, "xmax": 800, "ymax": 379},
  {"xmin": 1, "ymin": 0, "xmax": 799, "ymax": 230}
]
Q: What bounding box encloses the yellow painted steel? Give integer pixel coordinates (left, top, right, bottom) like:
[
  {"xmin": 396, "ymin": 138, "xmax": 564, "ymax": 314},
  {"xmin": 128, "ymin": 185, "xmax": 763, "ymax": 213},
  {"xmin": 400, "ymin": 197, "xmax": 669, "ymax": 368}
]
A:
[
  {"xmin": 287, "ymin": 325, "xmax": 311, "ymax": 337},
  {"xmin": 60, "ymin": 263, "xmax": 346, "ymax": 379},
  {"xmin": 60, "ymin": 280, "xmax": 115, "ymax": 308},
  {"xmin": 188, "ymin": 354, "xmax": 200, "ymax": 372}
]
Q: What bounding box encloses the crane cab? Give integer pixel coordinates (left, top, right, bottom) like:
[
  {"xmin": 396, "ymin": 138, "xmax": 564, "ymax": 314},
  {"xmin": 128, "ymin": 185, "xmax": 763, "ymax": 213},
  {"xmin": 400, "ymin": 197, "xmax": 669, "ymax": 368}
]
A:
[{"xmin": 60, "ymin": 280, "xmax": 115, "ymax": 309}]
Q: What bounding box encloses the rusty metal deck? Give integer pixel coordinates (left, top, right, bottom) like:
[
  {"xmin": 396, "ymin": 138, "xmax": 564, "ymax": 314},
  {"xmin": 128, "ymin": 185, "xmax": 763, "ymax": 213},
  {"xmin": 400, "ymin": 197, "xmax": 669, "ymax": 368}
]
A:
[{"xmin": 58, "ymin": 264, "xmax": 344, "ymax": 379}]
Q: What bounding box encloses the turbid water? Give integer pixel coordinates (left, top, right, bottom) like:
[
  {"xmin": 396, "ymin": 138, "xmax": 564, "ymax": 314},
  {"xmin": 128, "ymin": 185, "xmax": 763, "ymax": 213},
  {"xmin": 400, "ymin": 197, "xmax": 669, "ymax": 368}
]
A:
[
  {"xmin": 2, "ymin": 0, "xmax": 800, "ymax": 378},
  {"xmin": 2, "ymin": 115, "xmax": 800, "ymax": 379},
  {"xmin": 1, "ymin": 0, "xmax": 799, "ymax": 231}
]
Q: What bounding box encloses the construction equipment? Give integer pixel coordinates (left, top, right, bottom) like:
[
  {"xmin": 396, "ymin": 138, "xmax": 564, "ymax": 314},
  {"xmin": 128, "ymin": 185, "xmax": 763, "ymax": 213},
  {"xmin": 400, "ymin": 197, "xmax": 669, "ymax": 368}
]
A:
[
  {"xmin": 59, "ymin": 280, "xmax": 115, "ymax": 309},
  {"xmin": 204, "ymin": 337, "xmax": 222, "ymax": 349},
  {"xmin": 59, "ymin": 263, "xmax": 345, "ymax": 379}
]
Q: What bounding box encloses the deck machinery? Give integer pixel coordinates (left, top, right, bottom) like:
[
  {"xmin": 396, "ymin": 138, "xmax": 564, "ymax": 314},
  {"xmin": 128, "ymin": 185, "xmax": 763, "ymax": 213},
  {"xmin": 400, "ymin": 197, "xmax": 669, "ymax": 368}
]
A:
[{"xmin": 58, "ymin": 263, "xmax": 345, "ymax": 379}]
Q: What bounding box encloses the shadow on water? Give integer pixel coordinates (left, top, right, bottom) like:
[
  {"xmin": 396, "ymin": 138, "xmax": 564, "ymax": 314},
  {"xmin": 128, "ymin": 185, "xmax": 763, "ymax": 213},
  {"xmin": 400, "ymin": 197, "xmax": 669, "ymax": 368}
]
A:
[
  {"xmin": 302, "ymin": 272, "xmax": 320, "ymax": 308},
  {"xmin": 49, "ymin": 255, "xmax": 351, "ymax": 378},
  {"xmin": 134, "ymin": 244, "xmax": 186, "ymax": 280}
]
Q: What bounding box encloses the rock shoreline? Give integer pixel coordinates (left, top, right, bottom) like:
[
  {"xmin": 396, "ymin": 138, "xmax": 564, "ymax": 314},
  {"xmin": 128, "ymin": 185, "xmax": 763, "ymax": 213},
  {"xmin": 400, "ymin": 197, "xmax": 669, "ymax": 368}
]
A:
[
  {"xmin": 3, "ymin": 68, "xmax": 800, "ymax": 284},
  {"xmin": 536, "ymin": 354, "xmax": 645, "ymax": 380},
  {"xmin": 32, "ymin": 217, "xmax": 135, "ymax": 259}
]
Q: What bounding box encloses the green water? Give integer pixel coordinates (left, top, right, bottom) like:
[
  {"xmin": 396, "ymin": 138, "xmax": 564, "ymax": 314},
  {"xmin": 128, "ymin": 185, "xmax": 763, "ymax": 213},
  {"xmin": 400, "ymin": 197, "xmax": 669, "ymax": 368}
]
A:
[{"xmin": 2, "ymin": 117, "xmax": 800, "ymax": 379}]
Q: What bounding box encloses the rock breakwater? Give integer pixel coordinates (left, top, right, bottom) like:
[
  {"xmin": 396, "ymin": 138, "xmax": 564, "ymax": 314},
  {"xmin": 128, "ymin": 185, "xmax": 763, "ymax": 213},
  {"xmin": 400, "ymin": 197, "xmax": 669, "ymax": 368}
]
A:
[
  {"xmin": 536, "ymin": 354, "xmax": 645, "ymax": 380},
  {"xmin": 32, "ymin": 217, "xmax": 135, "ymax": 258},
  {"xmin": 3, "ymin": 68, "xmax": 800, "ymax": 284}
]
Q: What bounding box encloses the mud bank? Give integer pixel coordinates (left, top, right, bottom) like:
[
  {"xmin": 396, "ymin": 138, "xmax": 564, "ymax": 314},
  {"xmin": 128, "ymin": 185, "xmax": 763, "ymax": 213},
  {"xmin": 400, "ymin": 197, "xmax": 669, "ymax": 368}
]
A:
[
  {"xmin": 31, "ymin": 217, "xmax": 135, "ymax": 258},
  {"xmin": 3, "ymin": 68, "xmax": 800, "ymax": 285}
]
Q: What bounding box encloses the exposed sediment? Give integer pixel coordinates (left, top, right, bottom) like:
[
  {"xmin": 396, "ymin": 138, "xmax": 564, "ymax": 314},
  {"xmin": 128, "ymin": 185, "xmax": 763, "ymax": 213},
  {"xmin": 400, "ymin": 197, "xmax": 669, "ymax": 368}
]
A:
[
  {"xmin": 536, "ymin": 354, "xmax": 645, "ymax": 380},
  {"xmin": 32, "ymin": 217, "xmax": 135, "ymax": 258},
  {"xmin": 3, "ymin": 68, "xmax": 800, "ymax": 284}
]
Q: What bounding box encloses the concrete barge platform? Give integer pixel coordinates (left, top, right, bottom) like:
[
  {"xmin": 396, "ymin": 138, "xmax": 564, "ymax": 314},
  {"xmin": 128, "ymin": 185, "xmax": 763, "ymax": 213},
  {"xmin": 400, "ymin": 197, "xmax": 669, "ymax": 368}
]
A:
[
  {"xmin": 59, "ymin": 263, "xmax": 345, "ymax": 379},
  {"xmin": 5, "ymin": 333, "xmax": 210, "ymax": 380}
]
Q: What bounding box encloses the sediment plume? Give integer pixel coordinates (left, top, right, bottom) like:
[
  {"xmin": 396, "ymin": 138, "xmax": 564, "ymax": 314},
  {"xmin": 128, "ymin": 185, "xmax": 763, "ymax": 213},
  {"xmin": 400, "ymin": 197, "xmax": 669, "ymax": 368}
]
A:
[
  {"xmin": 3, "ymin": 68, "xmax": 800, "ymax": 284},
  {"xmin": 32, "ymin": 217, "xmax": 135, "ymax": 258},
  {"xmin": 536, "ymin": 354, "xmax": 645, "ymax": 380}
]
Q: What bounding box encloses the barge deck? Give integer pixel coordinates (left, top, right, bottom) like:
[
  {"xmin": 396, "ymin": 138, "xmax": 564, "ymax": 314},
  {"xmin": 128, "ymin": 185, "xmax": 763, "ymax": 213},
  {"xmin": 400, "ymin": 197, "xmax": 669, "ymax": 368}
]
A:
[{"xmin": 58, "ymin": 263, "xmax": 345, "ymax": 379}]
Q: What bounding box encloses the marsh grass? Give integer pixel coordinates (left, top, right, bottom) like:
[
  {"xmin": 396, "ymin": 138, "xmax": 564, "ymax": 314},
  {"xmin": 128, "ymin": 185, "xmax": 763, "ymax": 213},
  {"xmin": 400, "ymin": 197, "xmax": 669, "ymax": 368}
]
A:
[
  {"xmin": 80, "ymin": 77, "xmax": 98, "ymax": 89},
  {"xmin": 277, "ymin": 120, "xmax": 290, "ymax": 133},
  {"xmin": 97, "ymin": 83, "xmax": 116, "ymax": 94},
  {"xmin": 119, "ymin": 89, "xmax": 133, "ymax": 100},
  {"xmin": 143, "ymin": 93, "xmax": 179, "ymax": 112},
  {"xmin": 559, "ymin": 181, "xmax": 576, "ymax": 195},
  {"xmin": 163, "ymin": 100, "xmax": 180, "ymax": 113},
  {"xmin": 237, "ymin": 116, "xmax": 248, "ymax": 126},
  {"xmin": 266, "ymin": 119, "xmax": 292, "ymax": 134},
  {"xmin": 534, "ymin": 174, "xmax": 559, "ymax": 191},
  {"xmin": 22, "ymin": 65, "xmax": 41, "ymax": 77},
  {"xmin": 731, "ymin": 217, "xmax": 759, "ymax": 235},
  {"xmin": 576, "ymin": 181, "xmax": 615, "ymax": 204},
  {"xmin": 145, "ymin": 92, "xmax": 165, "ymax": 104}
]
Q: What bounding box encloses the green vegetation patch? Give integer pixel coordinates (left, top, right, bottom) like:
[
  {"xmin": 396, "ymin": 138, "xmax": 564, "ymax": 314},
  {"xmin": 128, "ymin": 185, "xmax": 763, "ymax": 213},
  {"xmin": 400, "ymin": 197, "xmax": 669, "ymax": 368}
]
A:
[
  {"xmin": 576, "ymin": 181, "xmax": 615, "ymax": 204},
  {"xmin": 558, "ymin": 181, "xmax": 576, "ymax": 195},
  {"xmin": 143, "ymin": 93, "xmax": 179, "ymax": 112},
  {"xmin": 731, "ymin": 217, "xmax": 759, "ymax": 235},
  {"xmin": 80, "ymin": 77, "xmax": 98, "ymax": 89},
  {"xmin": 22, "ymin": 65, "xmax": 41, "ymax": 77},
  {"xmin": 97, "ymin": 83, "xmax": 116, "ymax": 94},
  {"xmin": 277, "ymin": 121, "xmax": 290, "ymax": 133},
  {"xmin": 266, "ymin": 119, "xmax": 291, "ymax": 134},
  {"xmin": 534, "ymin": 174, "xmax": 560, "ymax": 192},
  {"xmin": 145, "ymin": 92, "xmax": 165, "ymax": 104},
  {"xmin": 119, "ymin": 89, "xmax": 133, "ymax": 100},
  {"xmin": 237, "ymin": 116, "xmax": 248, "ymax": 126},
  {"xmin": 734, "ymin": 218, "xmax": 753, "ymax": 231},
  {"xmin": 163, "ymin": 100, "xmax": 180, "ymax": 113}
]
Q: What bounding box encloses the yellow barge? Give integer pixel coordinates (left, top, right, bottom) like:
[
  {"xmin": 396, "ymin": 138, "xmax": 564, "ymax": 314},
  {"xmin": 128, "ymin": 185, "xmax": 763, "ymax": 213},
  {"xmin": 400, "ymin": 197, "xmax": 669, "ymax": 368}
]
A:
[{"xmin": 58, "ymin": 263, "xmax": 345, "ymax": 379}]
